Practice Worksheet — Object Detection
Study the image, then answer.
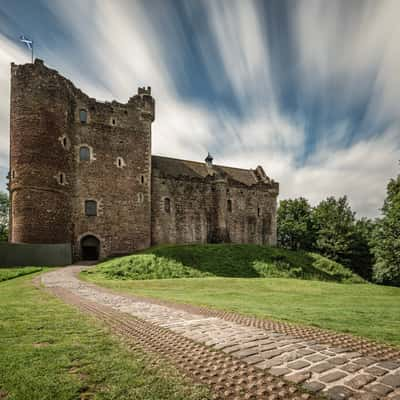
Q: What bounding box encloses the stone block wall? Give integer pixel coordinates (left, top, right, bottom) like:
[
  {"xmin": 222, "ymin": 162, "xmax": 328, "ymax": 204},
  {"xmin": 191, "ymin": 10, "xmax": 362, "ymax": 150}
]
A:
[
  {"xmin": 151, "ymin": 172, "xmax": 278, "ymax": 246},
  {"xmin": 10, "ymin": 59, "xmax": 154, "ymax": 260}
]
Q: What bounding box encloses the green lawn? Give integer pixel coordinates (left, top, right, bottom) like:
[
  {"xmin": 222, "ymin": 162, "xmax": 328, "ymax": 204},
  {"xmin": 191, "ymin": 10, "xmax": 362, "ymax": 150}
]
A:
[
  {"xmin": 0, "ymin": 272, "xmax": 208, "ymax": 400},
  {"xmin": 0, "ymin": 266, "xmax": 43, "ymax": 282},
  {"xmin": 83, "ymin": 244, "xmax": 364, "ymax": 283},
  {"xmin": 82, "ymin": 275, "xmax": 400, "ymax": 347}
]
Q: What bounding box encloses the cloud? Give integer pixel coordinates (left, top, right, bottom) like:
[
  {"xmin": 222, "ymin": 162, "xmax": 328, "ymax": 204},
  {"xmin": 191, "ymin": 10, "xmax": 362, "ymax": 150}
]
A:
[
  {"xmin": 0, "ymin": 0, "xmax": 398, "ymax": 218},
  {"xmin": 0, "ymin": 34, "xmax": 27, "ymax": 169}
]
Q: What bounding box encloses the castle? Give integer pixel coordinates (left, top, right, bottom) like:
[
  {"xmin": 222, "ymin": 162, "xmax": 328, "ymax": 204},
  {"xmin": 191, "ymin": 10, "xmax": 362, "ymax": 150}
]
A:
[{"xmin": 8, "ymin": 59, "xmax": 279, "ymax": 260}]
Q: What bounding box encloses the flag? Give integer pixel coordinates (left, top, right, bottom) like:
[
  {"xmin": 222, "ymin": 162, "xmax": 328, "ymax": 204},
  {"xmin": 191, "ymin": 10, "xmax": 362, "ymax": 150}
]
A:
[{"xmin": 19, "ymin": 35, "xmax": 33, "ymax": 50}]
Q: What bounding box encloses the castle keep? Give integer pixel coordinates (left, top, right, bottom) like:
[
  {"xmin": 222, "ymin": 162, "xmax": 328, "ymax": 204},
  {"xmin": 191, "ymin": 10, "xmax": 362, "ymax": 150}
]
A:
[{"xmin": 9, "ymin": 60, "xmax": 279, "ymax": 260}]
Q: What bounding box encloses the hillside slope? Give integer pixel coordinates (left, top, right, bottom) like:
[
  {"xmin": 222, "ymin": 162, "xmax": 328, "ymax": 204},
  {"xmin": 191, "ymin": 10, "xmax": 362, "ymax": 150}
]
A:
[{"xmin": 84, "ymin": 244, "xmax": 364, "ymax": 283}]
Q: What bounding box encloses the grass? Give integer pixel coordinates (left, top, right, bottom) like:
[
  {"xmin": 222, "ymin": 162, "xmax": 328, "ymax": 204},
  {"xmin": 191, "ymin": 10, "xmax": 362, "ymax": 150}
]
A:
[
  {"xmin": 0, "ymin": 267, "xmax": 43, "ymax": 282},
  {"xmin": 83, "ymin": 244, "xmax": 364, "ymax": 283},
  {"xmin": 0, "ymin": 272, "xmax": 209, "ymax": 400},
  {"xmin": 81, "ymin": 244, "xmax": 399, "ymax": 346},
  {"xmin": 82, "ymin": 275, "xmax": 400, "ymax": 347}
]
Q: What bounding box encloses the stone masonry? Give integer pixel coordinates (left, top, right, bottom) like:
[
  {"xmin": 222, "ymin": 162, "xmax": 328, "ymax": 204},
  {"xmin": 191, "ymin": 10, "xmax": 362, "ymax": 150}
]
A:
[{"xmin": 9, "ymin": 59, "xmax": 279, "ymax": 260}]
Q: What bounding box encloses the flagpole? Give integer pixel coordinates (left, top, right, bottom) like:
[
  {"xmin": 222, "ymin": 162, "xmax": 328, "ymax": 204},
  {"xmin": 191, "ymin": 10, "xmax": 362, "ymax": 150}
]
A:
[{"xmin": 31, "ymin": 41, "xmax": 33, "ymax": 63}]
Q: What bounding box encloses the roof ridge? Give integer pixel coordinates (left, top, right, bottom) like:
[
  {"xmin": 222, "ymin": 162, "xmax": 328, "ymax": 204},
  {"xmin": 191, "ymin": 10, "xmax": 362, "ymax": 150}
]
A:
[{"xmin": 151, "ymin": 154, "xmax": 253, "ymax": 172}]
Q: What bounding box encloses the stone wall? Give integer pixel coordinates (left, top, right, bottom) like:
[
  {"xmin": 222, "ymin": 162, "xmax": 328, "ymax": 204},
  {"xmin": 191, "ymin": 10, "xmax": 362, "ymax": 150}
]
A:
[
  {"xmin": 10, "ymin": 60, "xmax": 74, "ymax": 244},
  {"xmin": 71, "ymin": 88, "xmax": 154, "ymax": 259},
  {"xmin": 151, "ymin": 173, "xmax": 278, "ymax": 246},
  {"xmin": 10, "ymin": 59, "xmax": 154, "ymax": 260}
]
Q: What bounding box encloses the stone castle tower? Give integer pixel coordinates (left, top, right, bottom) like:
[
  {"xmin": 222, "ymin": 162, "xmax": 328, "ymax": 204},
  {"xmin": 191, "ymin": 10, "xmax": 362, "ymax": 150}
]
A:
[{"xmin": 9, "ymin": 60, "xmax": 279, "ymax": 260}]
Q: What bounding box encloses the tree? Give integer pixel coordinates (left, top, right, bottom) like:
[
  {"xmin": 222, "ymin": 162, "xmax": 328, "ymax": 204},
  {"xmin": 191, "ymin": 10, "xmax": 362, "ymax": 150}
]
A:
[
  {"xmin": 277, "ymin": 197, "xmax": 315, "ymax": 250},
  {"xmin": 311, "ymin": 196, "xmax": 356, "ymax": 267},
  {"xmin": 372, "ymin": 174, "xmax": 400, "ymax": 286},
  {"xmin": 0, "ymin": 191, "xmax": 9, "ymax": 241},
  {"xmin": 350, "ymin": 218, "xmax": 376, "ymax": 280}
]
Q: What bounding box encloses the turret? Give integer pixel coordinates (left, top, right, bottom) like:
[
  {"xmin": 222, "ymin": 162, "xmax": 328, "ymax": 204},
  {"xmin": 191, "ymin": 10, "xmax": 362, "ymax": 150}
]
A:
[
  {"xmin": 9, "ymin": 59, "xmax": 74, "ymax": 243},
  {"xmin": 128, "ymin": 86, "xmax": 155, "ymax": 122}
]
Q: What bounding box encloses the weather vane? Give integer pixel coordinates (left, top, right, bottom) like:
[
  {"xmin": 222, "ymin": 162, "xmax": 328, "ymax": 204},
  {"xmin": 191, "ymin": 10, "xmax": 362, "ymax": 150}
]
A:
[{"xmin": 19, "ymin": 35, "xmax": 34, "ymax": 63}]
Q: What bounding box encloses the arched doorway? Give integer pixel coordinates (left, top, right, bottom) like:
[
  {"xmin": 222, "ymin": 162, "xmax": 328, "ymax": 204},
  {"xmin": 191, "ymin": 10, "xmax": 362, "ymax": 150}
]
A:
[{"xmin": 80, "ymin": 235, "xmax": 100, "ymax": 260}]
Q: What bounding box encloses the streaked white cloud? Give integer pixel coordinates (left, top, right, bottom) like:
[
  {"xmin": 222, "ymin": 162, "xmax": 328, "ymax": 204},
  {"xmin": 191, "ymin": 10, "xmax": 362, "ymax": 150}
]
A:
[
  {"xmin": 0, "ymin": 0, "xmax": 398, "ymax": 218},
  {"xmin": 0, "ymin": 35, "xmax": 27, "ymax": 167}
]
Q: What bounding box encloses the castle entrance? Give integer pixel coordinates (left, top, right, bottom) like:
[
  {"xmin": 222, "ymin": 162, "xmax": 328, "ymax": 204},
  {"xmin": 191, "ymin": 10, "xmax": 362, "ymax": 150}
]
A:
[{"xmin": 81, "ymin": 235, "xmax": 100, "ymax": 260}]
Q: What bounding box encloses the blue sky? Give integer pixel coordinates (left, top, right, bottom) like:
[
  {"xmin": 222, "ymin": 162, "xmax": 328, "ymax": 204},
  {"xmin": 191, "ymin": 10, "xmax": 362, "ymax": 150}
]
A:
[{"xmin": 0, "ymin": 0, "xmax": 399, "ymax": 217}]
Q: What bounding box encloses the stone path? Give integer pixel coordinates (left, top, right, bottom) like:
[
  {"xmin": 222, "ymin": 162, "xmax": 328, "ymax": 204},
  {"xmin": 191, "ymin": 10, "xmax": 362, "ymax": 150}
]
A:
[{"xmin": 41, "ymin": 266, "xmax": 400, "ymax": 400}]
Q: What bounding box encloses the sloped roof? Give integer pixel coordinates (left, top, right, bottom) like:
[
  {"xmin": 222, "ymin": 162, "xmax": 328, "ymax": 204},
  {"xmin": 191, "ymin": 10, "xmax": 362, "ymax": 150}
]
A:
[{"xmin": 152, "ymin": 155, "xmax": 261, "ymax": 186}]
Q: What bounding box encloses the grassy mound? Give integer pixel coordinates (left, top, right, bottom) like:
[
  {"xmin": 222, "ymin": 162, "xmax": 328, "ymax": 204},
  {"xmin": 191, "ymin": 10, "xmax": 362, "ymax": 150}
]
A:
[{"xmin": 84, "ymin": 244, "xmax": 364, "ymax": 283}]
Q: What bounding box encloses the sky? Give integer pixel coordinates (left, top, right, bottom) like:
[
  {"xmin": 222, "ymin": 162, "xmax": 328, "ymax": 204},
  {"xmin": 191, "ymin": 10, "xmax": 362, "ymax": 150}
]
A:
[{"xmin": 0, "ymin": 0, "xmax": 399, "ymax": 218}]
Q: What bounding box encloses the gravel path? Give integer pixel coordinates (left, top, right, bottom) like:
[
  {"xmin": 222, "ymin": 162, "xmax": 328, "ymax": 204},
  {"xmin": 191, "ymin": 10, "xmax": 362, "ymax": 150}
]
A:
[{"xmin": 41, "ymin": 265, "xmax": 400, "ymax": 400}]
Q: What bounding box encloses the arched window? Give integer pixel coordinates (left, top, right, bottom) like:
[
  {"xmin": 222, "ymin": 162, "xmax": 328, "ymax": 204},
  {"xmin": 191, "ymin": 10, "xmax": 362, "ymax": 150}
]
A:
[
  {"xmin": 79, "ymin": 146, "xmax": 90, "ymax": 161},
  {"xmin": 79, "ymin": 109, "xmax": 87, "ymax": 123},
  {"xmin": 227, "ymin": 199, "xmax": 232, "ymax": 213},
  {"xmin": 85, "ymin": 200, "xmax": 97, "ymax": 216},
  {"xmin": 164, "ymin": 197, "xmax": 171, "ymax": 213}
]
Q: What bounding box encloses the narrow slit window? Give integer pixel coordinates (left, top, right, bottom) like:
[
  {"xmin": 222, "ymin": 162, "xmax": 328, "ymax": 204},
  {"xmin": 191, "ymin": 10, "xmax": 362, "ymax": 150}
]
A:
[
  {"xmin": 85, "ymin": 200, "xmax": 97, "ymax": 216},
  {"xmin": 227, "ymin": 199, "xmax": 232, "ymax": 213},
  {"xmin": 58, "ymin": 173, "xmax": 66, "ymax": 185},
  {"xmin": 118, "ymin": 158, "xmax": 122, "ymax": 167},
  {"xmin": 257, "ymin": 207, "xmax": 261, "ymax": 217},
  {"xmin": 164, "ymin": 198, "xmax": 171, "ymax": 213},
  {"xmin": 79, "ymin": 146, "xmax": 90, "ymax": 161},
  {"xmin": 141, "ymin": 175, "xmax": 144, "ymax": 184},
  {"xmin": 112, "ymin": 119, "xmax": 116, "ymax": 125},
  {"xmin": 79, "ymin": 109, "xmax": 87, "ymax": 123}
]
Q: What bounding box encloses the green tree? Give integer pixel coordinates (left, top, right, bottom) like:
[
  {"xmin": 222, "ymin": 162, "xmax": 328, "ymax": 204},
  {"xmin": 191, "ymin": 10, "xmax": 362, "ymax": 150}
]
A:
[
  {"xmin": 372, "ymin": 174, "xmax": 400, "ymax": 286},
  {"xmin": 350, "ymin": 218, "xmax": 376, "ymax": 280},
  {"xmin": 277, "ymin": 197, "xmax": 315, "ymax": 250},
  {"xmin": 312, "ymin": 196, "xmax": 356, "ymax": 267},
  {"xmin": 0, "ymin": 191, "xmax": 9, "ymax": 241}
]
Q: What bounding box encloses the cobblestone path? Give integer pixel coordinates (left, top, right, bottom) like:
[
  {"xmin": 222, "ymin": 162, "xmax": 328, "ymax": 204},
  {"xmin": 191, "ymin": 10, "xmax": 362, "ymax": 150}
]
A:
[{"xmin": 41, "ymin": 266, "xmax": 400, "ymax": 400}]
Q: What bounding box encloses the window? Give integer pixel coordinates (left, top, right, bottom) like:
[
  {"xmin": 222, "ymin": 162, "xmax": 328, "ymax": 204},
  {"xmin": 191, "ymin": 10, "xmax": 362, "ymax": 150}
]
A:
[
  {"xmin": 58, "ymin": 172, "xmax": 66, "ymax": 185},
  {"xmin": 141, "ymin": 175, "xmax": 144, "ymax": 184},
  {"xmin": 79, "ymin": 109, "xmax": 87, "ymax": 123},
  {"xmin": 60, "ymin": 135, "xmax": 69, "ymax": 149},
  {"xmin": 227, "ymin": 199, "xmax": 232, "ymax": 213},
  {"xmin": 164, "ymin": 197, "xmax": 171, "ymax": 213},
  {"xmin": 112, "ymin": 118, "xmax": 116, "ymax": 125},
  {"xmin": 85, "ymin": 200, "xmax": 97, "ymax": 216},
  {"xmin": 258, "ymin": 207, "xmax": 261, "ymax": 217},
  {"xmin": 116, "ymin": 157, "xmax": 125, "ymax": 168},
  {"xmin": 137, "ymin": 192, "xmax": 144, "ymax": 203},
  {"xmin": 79, "ymin": 146, "xmax": 90, "ymax": 161}
]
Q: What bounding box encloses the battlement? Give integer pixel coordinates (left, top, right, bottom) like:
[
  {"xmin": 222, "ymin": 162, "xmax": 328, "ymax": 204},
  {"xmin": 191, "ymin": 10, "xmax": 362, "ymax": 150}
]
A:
[
  {"xmin": 11, "ymin": 59, "xmax": 154, "ymax": 112},
  {"xmin": 138, "ymin": 86, "xmax": 151, "ymax": 95}
]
